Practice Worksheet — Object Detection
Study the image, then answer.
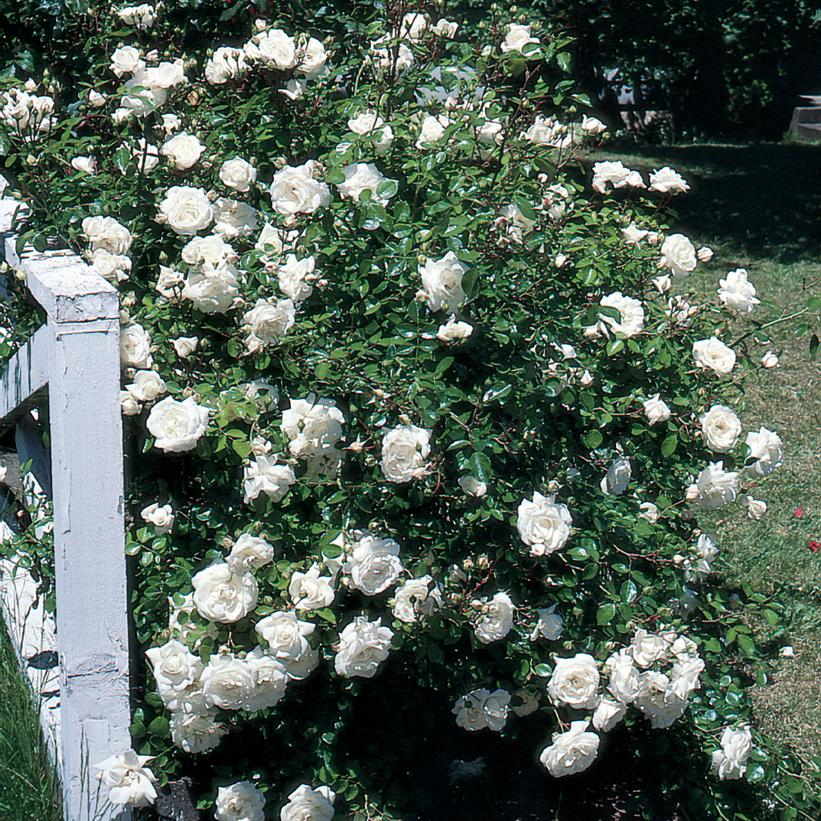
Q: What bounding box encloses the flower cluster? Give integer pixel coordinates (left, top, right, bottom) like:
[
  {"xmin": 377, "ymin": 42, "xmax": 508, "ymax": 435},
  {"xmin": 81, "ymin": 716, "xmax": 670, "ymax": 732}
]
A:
[{"xmin": 0, "ymin": 4, "xmax": 792, "ymax": 818}]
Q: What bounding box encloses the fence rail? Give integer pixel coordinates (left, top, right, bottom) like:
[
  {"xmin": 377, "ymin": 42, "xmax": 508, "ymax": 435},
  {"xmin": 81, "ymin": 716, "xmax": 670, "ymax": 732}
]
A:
[{"xmin": 0, "ymin": 177, "xmax": 131, "ymax": 821}]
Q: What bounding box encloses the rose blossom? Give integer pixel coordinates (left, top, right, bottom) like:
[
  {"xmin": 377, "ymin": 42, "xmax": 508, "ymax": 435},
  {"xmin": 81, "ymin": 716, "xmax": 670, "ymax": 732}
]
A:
[
  {"xmin": 269, "ymin": 160, "xmax": 330, "ymax": 217},
  {"xmin": 660, "ymin": 233, "xmax": 697, "ymax": 276},
  {"xmin": 192, "ymin": 561, "xmax": 258, "ymax": 623},
  {"xmin": 686, "ymin": 462, "xmax": 740, "ymax": 509},
  {"xmin": 693, "ymin": 337, "xmax": 736, "ymax": 375},
  {"xmin": 343, "ymin": 533, "xmax": 404, "ymax": 596},
  {"xmin": 334, "ymin": 616, "xmax": 393, "ymax": 678},
  {"xmin": 227, "ymin": 533, "xmax": 275, "ymax": 572},
  {"xmin": 289, "ymin": 563, "xmax": 335, "ymax": 611},
  {"xmin": 280, "ymin": 785, "xmax": 335, "ymax": 821},
  {"xmin": 158, "ymin": 186, "xmax": 214, "ymax": 235},
  {"xmin": 140, "ymin": 502, "xmax": 174, "ymax": 534},
  {"xmin": 215, "ymin": 781, "xmax": 266, "ymax": 821},
  {"xmin": 219, "ymin": 157, "xmax": 257, "ymax": 192},
  {"xmin": 94, "ymin": 750, "xmax": 157, "ymax": 807},
  {"xmin": 547, "ymin": 653, "xmax": 600, "ymax": 709},
  {"xmin": 453, "ymin": 688, "xmax": 510, "ymax": 732},
  {"xmin": 380, "ymin": 424, "xmax": 431, "ymax": 483},
  {"xmin": 146, "ymin": 396, "xmax": 209, "ymax": 452},
  {"xmin": 699, "ymin": 405, "xmax": 741, "ymax": 452},
  {"xmin": 473, "ymin": 592, "xmax": 515, "ymax": 644},
  {"xmin": 517, "ymin": 492, "xmax": 572, "ymax": 556},
  {"xmin": 539, "ymin": 721, "xmax": 599, "ymax": 777},
  {"xmin": 711, "ymin": 726, "xmax": 752, "ymax": 780}
]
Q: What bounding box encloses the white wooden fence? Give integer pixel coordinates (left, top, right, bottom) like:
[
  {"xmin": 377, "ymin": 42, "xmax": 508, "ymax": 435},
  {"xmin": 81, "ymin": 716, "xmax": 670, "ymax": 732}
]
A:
[{"xmin": 0, "ymin": 179, "xmax": 132, "ymax": 821}]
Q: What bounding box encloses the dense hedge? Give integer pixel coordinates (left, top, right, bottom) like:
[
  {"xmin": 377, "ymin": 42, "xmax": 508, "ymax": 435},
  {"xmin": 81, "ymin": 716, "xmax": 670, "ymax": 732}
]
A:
[{"xmin": 0, "ymin": 2, "xmax": 818, "ymax": 821}]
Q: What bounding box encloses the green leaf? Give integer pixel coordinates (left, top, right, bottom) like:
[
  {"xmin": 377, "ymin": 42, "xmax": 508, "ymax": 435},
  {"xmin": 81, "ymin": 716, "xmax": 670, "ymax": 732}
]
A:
[
  {"xmin": 660, "ymin": 433, "xmax": 678, "ymax": 457},
  {"xmin": 596, "ymin": 603, "xmax": 616, "ymax": 625}
]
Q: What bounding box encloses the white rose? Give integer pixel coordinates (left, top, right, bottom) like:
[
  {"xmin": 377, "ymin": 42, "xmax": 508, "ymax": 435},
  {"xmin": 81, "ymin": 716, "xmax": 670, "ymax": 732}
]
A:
[
  {"xmin": 697, "ymin": 245, "xmax": 714, "ymax": 262},
  {"xmin": 453, "ymin": 688, "xmax": 510, "ymax": 732},
  {"xmin": 92, "ymin": 249, "xmax": 131, "ymax": 283},
  {"xmin": 200, "ymin": 654, "xmax": 255, "ymax": 710},
  {"xmin": 145, "ymin": 639, "xmax": 201, "ymax": 698},
  {"xmin": 255, "ymin": 611, "xmax": 315, "ymax": 664},
  {"xmin": 205, "ymin": 47, "xmax": 248, "ymax": 85},
  {"xmin": 648, "ymin": 167, "xmax": 689, "ymax": 194},
  {"xmin": 344, "ymin": 533, "xmax": 404, "ymax": 596},
  {"xmin": 110, "ymin": 46, "xmax": 144, "ymax": 77},
  {"xmin": 634, "ymin": 670, "xmax": 688, "ymax": 728},
  {"xmin": 243, "ymin": 455, "xmax": 296, "ymax": 503},
  {"xmin": 418, "ymin": 251, "xmax": 467, "ymax": 313},
  {"xmin": 638, "ymin": 501, "xmax": 659, "ymax": 523},
  {"xmin": 589, "ymin": 292, "xmax": 644, "ymax": 338},
  {"xmin": 117, "ymin": 4, "xmax": 158, "ymax": 31},
  {"xmin": 120, "ymin": 391, "xmax": 141, "ymax": 415},
  {"xmin": 334, "ymin": 616, "xmax": 393, "ymax": 678},
  {"xmin": 600, "ymin": 455, "xmax": 632, "ymax": 495},
  {"xmin": 392, "ymin": 575, "xmax": 441, "ymax": 623},
  {"xmin": 297, "ymin": 36, "xmax": 328, "ymax": 78},
  {"xmin": 622, "ymin": 222, "xmax": 649, "ymax": 245},
  {"xmin": 213, "ymin": 197, "xmax": 258, "ymax": 239},
  {"xmin": 242, "ymin": 298, "xmax": 296, "ymax": 353},
  {"xmin": 693, "ymin": 337, "xmax": 736, "ymax": 375},
  {"xmin": 530, "ymin": 604, "xmax": 563, "ymax": 641},
  {"xmin": 642, "ymin": 394, "xmax": 671, "ymax": 425},
  {"xmin": 280, "ymin": 785, "xmax": 335, "ymax": 821},
  {"xmin": 182, "ymin": 266, "xmax": 241, "ymax": 314},
  {"xmin": 158, "ymin": 186, "xmax": 214, "ymax": 235},
  {"xmin": 525, "ymin": 117, "xmax": 571, "ymax": 149},
  {"xmin": 399, "ymin": 11, "xmax": 428, "ymax": 41},
  {"xmin": 700, "ymin": 405, "xmax": 741, "ymax": 452},
  {"xmin": 370, "ymin": 38, "xmax": 414, "ymax": 74},
  {"xmin": 244, "ymin": 28, "xmax": 297, "ymax": 69},
  {"xmin": 192, "ymin": 561, "xmax": 258, "ymax": 623},
  {"xmin": 82, "ymin": 215, "xmax": 133, "ymax": 255},
  {"xmin": 512, "ymin": 688, "xmax": 541, "ymax": 717},
  {"xmin": 337, "ymin": 162, "xmax": 394, "ymax": 205},
  {"xmin": 146, "ymin": 396, "xmax": 209, "ymax": 452},
  {"xmin": 432, "ymin": 18, "xmax": 459, "ymax": 37},
  {"xmin": 718, "ymin": 268, "xmax": 759, "ymax": 315},
  {"xmin": 94, "ymin": 750, "xmax": 157, "ymax": 808},
  {"xmin": 517, "ymin": 492, "xmax": 572, "ymax": 556},
  {"xmin": 183, "ymin": 233, "xmax": 238, "ymax": 267},
  {"xmin": 593, "ymin": 697, "xmax": 627, "ymax": 732},
  {"xmin": 127, "ymin": 370, "xmax": 166, "ymax": 403},
  {"xmin": 686, "ymin": 462, "xmax": 740, "ymax": 509},
  {"xmin": 501, "ymin": 23, "xmax": 540, "ymax": 55},
  {"xmin": 473, "ymin": 591, "xmax": 515, "ymax": 644},
  {"xmin": 172, "ymin": 336, "xmax": 199, "ymax": 358},
  {"xmin": 277, "ymin": 254, "xmax": 316, "ymax": 302},
  {"xmin": 539, "ymin": 721, "xmax": 600, "ymax": 778},
  {"xmin": 227, "ymin": 533, "xmax": 275, "ymax": 572},
  {"xmin": 630, "ymin": 628, "xmax": 674, "ymax": 668},
  {"xmin": 581, "ymin": 115, "xmax": 607, "ymax": 135},
  {"xmin": 591, "ymin": 160, "xmax": 644, "ymax": 193},
  {"xmin": 269, "ymin": 160, "xmax": 330, "ymax": 217},
  {"xmin": 140, "ymin": 502, "xmax": 174, "ymax": 533},
  {"xmin": 684, "ymin": 533, "xmax": 720, "ymax": 581},
  {"xmin": 71, "ymin": 155, "xmax": 97, "ymax": 174},
  {"xmin": 605, "ymin": 649, "xmax": 639, "ymax": 703},
  {"xmin": 711, "ymin": 726, "xmax": 752, "ymax": 780},
  {"xmin": 219, "ymin": 157, "xmax": 257, "ymax": 192},
  {"xmin": 256, "ymin": 222, "xmax": 298, "ymax": 257},
  {"xmin": 215, "ymin": 781, "xmax": 266, "ymax": 821},
  {"xmin": 161, "ymin": 133, "xmax": 205, "ymax": 170},
  {"xmin": 347, "ymin": 109, "xmax": 394, "ymax": 154},
  {"xmin": 289, "ymin": 563, "xmax": 335, "ymax": 611},
  {"xmin": 547, "ymin": 653, "xmax": 600, "ymax": 709},
  {"xmin": 170, "ymin": 710, "xmax": 228, "ymax": 754},
  {"xmin": 416, "ymin": 113, "xmax": 450, "ymax": 148},
  {"xmin": 120, "ymin": 322, "xmax": 153, "ymax": 368},
  {"xmin": 281, "ymin": 396, "xmax": 345, "ymax": 458},
  {"xmin": 660, "ymin": 233, "xmax": 697, "ymax": 276},
  {"xmin": 380, "ymin": 424, "xmax": 431, "ymax": 483},
  {"xmin": 745, "ymin": 426, "xmax": 783, "ymax": 476},
  {"xmin": 244, "ymin": 647, "xmax": 289, "ymax": 711}
]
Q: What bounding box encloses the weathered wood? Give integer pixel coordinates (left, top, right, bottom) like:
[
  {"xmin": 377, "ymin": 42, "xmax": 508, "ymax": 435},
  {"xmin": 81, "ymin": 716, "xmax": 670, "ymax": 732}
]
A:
[{"xmin": 0, "ymin": 179, "xmax": 132, "ymax": 821}]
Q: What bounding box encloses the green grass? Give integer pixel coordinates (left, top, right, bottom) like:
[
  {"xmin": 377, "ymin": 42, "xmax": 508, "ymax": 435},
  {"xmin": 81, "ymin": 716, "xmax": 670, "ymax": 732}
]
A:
[
  {"xmin": 0, "ymin": 626, "xmax": 61, "ymax": 821},
  {"xmin": 601, "ymin": 143, "xmax": 821, "ymax": 770}
]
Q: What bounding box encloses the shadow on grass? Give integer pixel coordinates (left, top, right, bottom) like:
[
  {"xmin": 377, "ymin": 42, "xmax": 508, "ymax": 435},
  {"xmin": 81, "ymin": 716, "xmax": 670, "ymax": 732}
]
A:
[{"xmin": 604, "ymin": 143, "xmax": 821, "ymax": 263}]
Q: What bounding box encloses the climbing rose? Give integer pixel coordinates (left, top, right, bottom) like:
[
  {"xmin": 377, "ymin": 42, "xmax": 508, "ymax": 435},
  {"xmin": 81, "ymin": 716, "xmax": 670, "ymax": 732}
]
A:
[
  {"xmin": 146, "ymin": 396, "xmax": 209, "ymax": 452},
  {"xmin": 539, "ymin": 721, "xmax": 600, "ymax": 777}
]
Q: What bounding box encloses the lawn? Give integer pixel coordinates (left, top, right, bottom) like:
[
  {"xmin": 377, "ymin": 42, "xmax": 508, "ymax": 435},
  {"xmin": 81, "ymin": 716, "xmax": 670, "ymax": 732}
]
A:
[
  {"xmin": 0, "ymin": 625, "xmax": 61, "ymax": 821},
  {"xmin": 0, "ymin": 142, "xmax": 817, "ymax": 815},
  {"xmin": 599, "ymin": 142, "xmax": 821, "ymax": 771}
]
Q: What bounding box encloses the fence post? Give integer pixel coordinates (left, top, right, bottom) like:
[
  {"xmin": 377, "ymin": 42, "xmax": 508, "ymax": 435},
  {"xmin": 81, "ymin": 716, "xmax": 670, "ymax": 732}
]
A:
[{"xmin": 0, "ymin": 185, "xmax": 132, "ymax": 821}]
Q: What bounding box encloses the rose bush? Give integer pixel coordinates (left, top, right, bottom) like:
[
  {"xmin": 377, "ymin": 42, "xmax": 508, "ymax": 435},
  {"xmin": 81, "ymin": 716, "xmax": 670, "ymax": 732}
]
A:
[{"xmin": 0, "ymin": 1, "xmax": 815, "ymax": 818}]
